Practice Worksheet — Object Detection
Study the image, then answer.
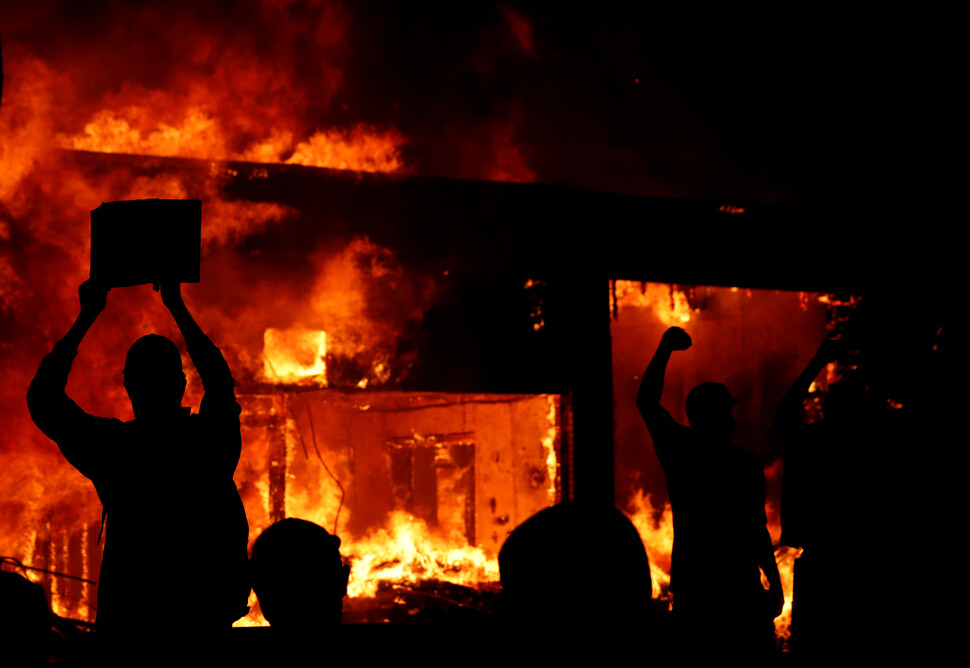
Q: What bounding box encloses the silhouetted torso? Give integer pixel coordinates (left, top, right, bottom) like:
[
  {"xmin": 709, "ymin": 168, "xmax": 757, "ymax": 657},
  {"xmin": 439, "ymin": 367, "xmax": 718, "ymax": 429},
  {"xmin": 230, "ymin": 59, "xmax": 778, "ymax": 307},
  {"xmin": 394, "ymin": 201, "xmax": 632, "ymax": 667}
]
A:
[
  {"xmin": 644, "ymin": 404, "xmax": 767, "ymax": 612},
  {"xmin": 27, "ymin": 339, "xmax": 249, "ymax": 634}
]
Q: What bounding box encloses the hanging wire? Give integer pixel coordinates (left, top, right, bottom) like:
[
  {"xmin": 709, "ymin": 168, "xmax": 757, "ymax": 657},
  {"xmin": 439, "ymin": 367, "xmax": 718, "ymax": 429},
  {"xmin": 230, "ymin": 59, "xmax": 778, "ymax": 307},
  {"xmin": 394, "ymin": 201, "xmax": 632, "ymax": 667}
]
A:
[
  {"xmin": 253, "ymin": 355, "xmax": 345, "ymax": 534},
  {"xmin": 296, "ymin": 396, "xmax": 345, "ymax": 537},
  {"xmin": 0, "ymin": 556, "xmax": 97, "ymax": 585}
]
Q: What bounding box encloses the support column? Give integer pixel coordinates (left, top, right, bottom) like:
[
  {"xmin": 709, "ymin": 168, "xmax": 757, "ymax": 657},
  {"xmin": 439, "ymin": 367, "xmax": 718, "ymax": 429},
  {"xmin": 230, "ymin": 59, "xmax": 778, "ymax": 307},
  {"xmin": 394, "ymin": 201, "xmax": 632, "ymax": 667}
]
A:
[{"xmin": 563, "ymin": 275, "xmax": 615, "ymax": 507}]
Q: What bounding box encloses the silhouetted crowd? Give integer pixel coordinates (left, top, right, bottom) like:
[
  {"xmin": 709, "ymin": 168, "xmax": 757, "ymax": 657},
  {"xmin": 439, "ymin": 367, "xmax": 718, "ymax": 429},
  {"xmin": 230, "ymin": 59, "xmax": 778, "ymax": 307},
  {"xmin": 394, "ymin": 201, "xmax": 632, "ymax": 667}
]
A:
[{"xmin": 3, "ymin": 279, "xmax": 913, "ymax": 665}]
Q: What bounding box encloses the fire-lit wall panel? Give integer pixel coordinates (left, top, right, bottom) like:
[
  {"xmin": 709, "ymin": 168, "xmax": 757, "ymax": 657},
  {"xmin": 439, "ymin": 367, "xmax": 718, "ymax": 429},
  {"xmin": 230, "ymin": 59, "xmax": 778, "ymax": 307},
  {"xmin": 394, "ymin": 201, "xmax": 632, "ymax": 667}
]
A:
[{"xmin": 232, "ymin": 390, "xmax": 558, "ymax": 623}]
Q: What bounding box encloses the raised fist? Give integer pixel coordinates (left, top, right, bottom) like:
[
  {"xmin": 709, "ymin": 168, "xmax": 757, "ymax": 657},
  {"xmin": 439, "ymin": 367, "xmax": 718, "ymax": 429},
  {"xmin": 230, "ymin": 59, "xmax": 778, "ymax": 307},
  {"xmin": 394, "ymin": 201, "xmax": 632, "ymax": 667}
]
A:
[
  {"xmin": 661, "ymin": 326, "xmax": 692, "ymax": 351},
  {"xmin": 78, "ymin": 280, "xmax": 108, "ymax": 317}
]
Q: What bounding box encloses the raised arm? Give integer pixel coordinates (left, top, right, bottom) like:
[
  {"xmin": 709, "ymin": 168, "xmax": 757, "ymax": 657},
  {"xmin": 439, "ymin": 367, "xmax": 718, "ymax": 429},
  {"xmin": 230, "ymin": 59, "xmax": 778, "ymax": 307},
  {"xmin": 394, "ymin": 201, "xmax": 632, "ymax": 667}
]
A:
[
  {"xmin": 637, "ymin": 326, "xmax": 692, "ymax": 419},
  {"xmin": 777, "ymin": 338, "xmax": 844, "ymax": 430},
  {"xmin": 159, "ymin": 282, "xmax": 241, "ymax": 472},
  {"xmin": 159, "ymin": 283, "xmax": 233, "ymax": 394},
  {"xmin": 27, "ymin": 280, "xmax": 116, "ymax": 477},
  {"xmin": 60, "ymin": 279, "xmax": 108, "ymax": 351}
]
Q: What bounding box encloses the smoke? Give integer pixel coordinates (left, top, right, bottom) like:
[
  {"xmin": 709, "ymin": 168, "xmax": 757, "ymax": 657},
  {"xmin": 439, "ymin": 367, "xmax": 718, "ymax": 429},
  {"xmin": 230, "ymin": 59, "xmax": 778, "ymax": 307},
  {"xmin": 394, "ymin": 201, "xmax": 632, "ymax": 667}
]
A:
[{"xmin": 2, "ymin": 1, "xmax": 826, "ymax": 200}]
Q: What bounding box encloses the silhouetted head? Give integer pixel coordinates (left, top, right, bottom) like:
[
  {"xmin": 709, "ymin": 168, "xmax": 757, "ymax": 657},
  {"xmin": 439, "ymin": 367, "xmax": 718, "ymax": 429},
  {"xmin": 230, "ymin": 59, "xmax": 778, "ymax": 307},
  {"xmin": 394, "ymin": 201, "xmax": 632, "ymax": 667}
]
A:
[
  {"xmin": 498, "ymin": 502, "xmax": 652, "ymax": 628},
  {"xmin": 0, "ymin": 571, "xmax": 52, "ymax": 666},
  {"xmin": 123, "ymin": 334, "xmax": 186, "ymax": 419},
  {"xmin": 250, "ymin": 518, "xmax": 350, "ymax": 629},
  {"xmin": 686, "ymin": 382, "xmax": 738, "ymax": 439}
]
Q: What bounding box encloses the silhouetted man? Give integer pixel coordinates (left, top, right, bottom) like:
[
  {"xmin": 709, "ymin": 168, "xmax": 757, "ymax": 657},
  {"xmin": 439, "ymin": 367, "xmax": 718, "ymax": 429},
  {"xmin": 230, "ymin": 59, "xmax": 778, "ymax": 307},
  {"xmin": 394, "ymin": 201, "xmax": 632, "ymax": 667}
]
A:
[
  {"xmin": 26, "ymin": 281, "xmax": 250, "ymax": 647},
  {"xmin": 0, "ymin": 571, "xmax": 52, "ymax": 666},
  {"xmin": 778, "ymin": 337, "xmax": 868, "ymax": 661},
  {"xmin": 249, "ymin": 518, "xmax": 350, "ymax": 630},
  {"xmin": 242, "ymin": 518, "xmax": 349, "ymax": 662},
  {"xmin": 638, "ymin": 326, "xmax": 782, "ymax": 659}
]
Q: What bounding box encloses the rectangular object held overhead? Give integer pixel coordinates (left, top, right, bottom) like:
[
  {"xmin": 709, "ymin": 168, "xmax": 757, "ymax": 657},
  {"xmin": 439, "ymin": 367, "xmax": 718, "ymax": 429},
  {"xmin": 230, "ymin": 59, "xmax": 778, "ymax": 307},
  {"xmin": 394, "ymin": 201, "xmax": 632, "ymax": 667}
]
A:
[{"xmin": 90, "ymin": 199, "xmax": 202, "ymax": 288}]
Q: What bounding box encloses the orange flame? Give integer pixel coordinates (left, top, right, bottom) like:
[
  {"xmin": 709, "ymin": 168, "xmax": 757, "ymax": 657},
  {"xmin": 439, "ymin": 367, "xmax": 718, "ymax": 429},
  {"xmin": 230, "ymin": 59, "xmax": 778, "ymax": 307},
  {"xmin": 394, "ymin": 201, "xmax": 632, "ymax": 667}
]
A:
[
  {"xmin": 56, "ymin": 108, "xmax": 405, "ymax": 173},
  {"xmin": 343, "ymin": 512, "xmax": 500, "ymax": 599},
  {"xmin": 286, "ymin": 126, "xmax": 405, "ymax": 173},
  {"xmin": 625, "ymin": 489, "xmax": 674, "ymax": 601},
  {"xmin": 614, "ymin": 281, "xmax": 694, "ymax": 327},
  {"xmin": 263, "ymin": 328, "xmax": 328, "ymax": 386}
]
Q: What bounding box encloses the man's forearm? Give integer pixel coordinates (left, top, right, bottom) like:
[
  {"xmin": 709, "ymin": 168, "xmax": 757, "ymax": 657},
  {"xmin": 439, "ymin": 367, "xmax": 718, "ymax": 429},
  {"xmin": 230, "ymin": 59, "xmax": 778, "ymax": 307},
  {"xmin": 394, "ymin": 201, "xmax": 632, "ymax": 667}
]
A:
[
  {"xmin": 27, "ymin": 330, "xmax": 82, "ymax": 444},
  {"xmin": 637, "ymin": 344, "xmax": 671, "ymax": 414},
  {"xmin": 59, "ymin": 310, "xmax": 98, "ymax": 352},
  {"xmin": 778, "ymin": 354, "xmax": 827, "ymax": 423},
  {"xmin": 167, "ymin": 297, "xmax": 206, "ymax": 347},
  {"xmin": 166, "ymin": 294, "xmax": 232, "ymax": 391}
]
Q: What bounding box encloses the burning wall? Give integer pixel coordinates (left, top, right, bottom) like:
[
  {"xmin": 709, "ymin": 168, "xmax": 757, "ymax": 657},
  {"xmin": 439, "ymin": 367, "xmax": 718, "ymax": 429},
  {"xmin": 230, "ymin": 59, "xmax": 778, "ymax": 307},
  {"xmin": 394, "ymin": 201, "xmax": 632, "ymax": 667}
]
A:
[{"xmin": 239, "ymin": 391, "xmax": 558, "ymax": 600}]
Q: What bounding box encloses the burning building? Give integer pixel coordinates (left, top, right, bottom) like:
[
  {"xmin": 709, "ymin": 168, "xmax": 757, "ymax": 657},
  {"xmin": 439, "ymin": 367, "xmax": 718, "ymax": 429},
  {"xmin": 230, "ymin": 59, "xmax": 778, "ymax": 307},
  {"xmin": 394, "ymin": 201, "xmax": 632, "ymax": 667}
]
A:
[{"xmin": 0, "ymin": 1, "xmax": 950, "ymax": 656}]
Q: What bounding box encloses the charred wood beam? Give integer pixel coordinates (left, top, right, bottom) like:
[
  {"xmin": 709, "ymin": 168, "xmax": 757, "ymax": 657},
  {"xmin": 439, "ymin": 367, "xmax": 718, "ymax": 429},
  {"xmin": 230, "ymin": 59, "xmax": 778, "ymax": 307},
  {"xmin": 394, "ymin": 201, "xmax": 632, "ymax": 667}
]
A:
[{"xmin": 64, "ymin": 149, "xmax": 877, "ymax": 295}]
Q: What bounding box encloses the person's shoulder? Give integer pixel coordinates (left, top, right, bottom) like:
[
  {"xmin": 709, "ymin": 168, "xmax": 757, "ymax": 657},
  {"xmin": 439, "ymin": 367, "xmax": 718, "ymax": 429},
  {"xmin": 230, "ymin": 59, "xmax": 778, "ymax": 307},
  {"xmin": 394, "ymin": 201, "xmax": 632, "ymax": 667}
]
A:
[{"xmin": 645, "ymin": 404, "xmax": 687, "ymax": 433}]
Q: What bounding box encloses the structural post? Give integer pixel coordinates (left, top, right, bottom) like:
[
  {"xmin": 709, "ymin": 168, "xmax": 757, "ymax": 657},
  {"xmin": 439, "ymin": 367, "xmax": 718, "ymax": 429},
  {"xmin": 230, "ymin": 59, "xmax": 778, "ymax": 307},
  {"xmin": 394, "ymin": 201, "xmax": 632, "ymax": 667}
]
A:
[{"xmin": 563, "ymin": 275, "xmax": 615, "ymax": 507}]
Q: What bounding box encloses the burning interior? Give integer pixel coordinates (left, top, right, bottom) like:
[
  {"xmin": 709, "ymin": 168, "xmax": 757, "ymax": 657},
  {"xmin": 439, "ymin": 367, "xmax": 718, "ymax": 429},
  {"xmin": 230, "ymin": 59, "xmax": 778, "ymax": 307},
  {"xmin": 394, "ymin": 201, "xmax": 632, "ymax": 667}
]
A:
[{"xmin": 2, "ymin": 3, "xmax": 944, "ymax": 654}]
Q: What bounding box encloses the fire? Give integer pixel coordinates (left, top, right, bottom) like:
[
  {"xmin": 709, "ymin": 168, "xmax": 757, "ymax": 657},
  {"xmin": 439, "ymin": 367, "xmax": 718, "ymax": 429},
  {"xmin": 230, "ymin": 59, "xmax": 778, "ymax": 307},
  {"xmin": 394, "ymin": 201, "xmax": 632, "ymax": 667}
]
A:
[
  {"xmin": 625, "ymin": 489, "xmax": 674, "ymax": 601},
  {"xmin": 342, "ymin": 511, "xmax": 500, "ymax": 599},
  {"xmin": 541, "ymin": 396, "xmax": 559, "ymax": 504},
  {"xmin": 286, "ymin": 126, "xmax": 405, "ymax": 173},
  {"xmin": 1, "ymin": 4, "xmax": 812, "ymax": 636},
  {"xmin": 61, "ymin": 108, "xmax": 228, "ymax": 160},
  {"xmin": 262, "ymin": 328, "xmax": 328, "ymax": 385},
  {"xmin": 57, "ymin": 109, "xmax": 405, "ymax": 173},
  {"xmin": 614, "ymin": 281, "xmax": 695, "ymax": 327},
  {"xmin": 772, "ymin": 546, "xmax": 800, "ymax": 640}
]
